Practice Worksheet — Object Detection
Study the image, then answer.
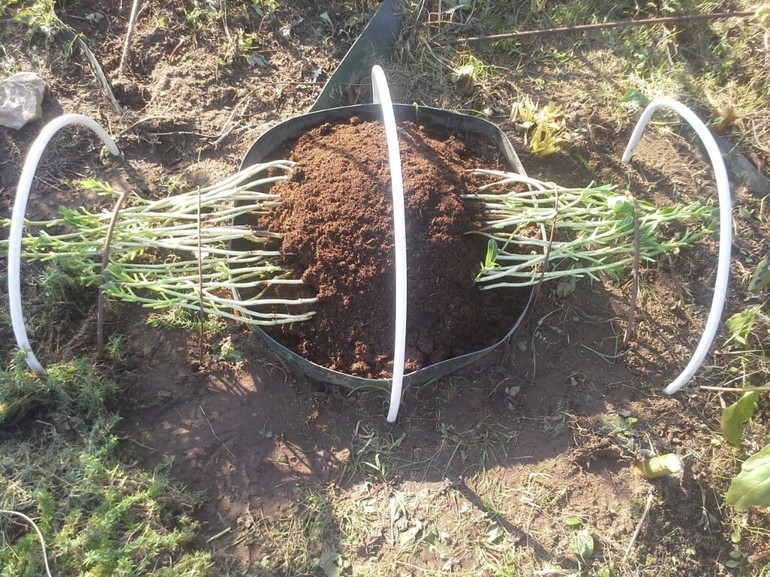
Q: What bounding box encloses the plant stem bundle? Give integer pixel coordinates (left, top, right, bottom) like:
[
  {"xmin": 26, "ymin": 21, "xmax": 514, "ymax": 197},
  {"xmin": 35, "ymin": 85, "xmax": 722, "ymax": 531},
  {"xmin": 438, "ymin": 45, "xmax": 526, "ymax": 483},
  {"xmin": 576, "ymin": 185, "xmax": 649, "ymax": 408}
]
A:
[
  {"xmin": 469, "ymin": 169, "xmax": 716, "ymax": 289},
  {"xmin": 2, "ymin": 161, "xmax": 316, "ymax": 325}
]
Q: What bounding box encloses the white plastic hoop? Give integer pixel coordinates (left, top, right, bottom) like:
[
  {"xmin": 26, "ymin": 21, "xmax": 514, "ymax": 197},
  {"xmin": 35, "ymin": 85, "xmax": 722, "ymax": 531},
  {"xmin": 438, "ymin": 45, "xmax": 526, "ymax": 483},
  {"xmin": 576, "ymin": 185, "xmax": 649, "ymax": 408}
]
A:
[
  {"xmin": 8, "ymin": 114, "xmax": 120, "ymax": 373},
  {"xmin": 371, "ymin": 66, "xmax": 408, "ymax": 422},
  {"xmin": 621, "ymin": 97, "xmax": 732, "ymax": 395}
]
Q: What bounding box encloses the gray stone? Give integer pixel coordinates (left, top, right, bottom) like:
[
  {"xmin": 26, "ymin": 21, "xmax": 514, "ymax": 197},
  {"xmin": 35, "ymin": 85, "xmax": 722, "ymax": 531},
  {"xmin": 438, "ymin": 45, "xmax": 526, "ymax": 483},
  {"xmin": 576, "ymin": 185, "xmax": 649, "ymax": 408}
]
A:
[{"xmin": 0, "ymin": 72, "xmax": 46, "ymax": 130}]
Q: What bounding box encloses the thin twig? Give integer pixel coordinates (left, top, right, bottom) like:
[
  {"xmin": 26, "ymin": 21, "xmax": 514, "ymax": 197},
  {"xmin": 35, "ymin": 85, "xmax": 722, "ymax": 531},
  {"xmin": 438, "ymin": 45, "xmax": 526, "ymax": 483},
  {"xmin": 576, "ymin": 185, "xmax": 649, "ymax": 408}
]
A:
[
  {"xmin": 533, "ymin": 188, "xmax": 559, "ymax": 296},
  {"xmin": 440, "ymin": 10, "xmax": 754, "ymax": 46},
  {"xmin": 624, "ymin": 197, "xmax": 640, "ymax": 345},
  {"xmin": 199, "ymin": 405, "xmax": 237, "ymax": 459},
  {"xmin": 700, "ymin": 385, "xmax": 770, "ymax": 393},
  {"xmin": 123, "ymin": 436, "xmax": 163, "ymax": 453},
  {"xmin": 527, "ymin": 187, "xmax": 559, "ymax": 335},
  {"xmin": 748, "ymin": 548, "xmax": 770, "ymax": 564},
  {"xmin": 55, "ymin": 20, "xmax": 122, "ymax": 114},
  {"xmin": 521, "ymin": 188, "xmax": 558, "ymax": 378},
  {"xmin": 118, "ymin": 0, "xmax": 142, "ymax": 76},
  {"xmin": 623, "ymin": 492, "xmax": 654, "ymax": 564},
  {"xmin": 97, "ymin": 187, "xmax": 132, "ymax": 356},
  {"xmin": 117, "ymin": 115, "xmax": 173, "ymax": 137},
  {"xmin": 221, "ymin": 0, "xmax": 233, "ymax": 44},
  {"xmin": 206, "ymin": 526, "xmax": 232, "ymax": 543}
]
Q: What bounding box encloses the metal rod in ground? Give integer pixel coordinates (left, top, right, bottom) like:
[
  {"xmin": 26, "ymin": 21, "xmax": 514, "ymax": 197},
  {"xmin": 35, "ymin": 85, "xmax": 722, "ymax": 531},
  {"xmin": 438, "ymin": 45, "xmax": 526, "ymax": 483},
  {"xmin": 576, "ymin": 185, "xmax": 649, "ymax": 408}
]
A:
[{"xmin": 439, "ymin": 10, "xmax": 754, "ymax": 46}]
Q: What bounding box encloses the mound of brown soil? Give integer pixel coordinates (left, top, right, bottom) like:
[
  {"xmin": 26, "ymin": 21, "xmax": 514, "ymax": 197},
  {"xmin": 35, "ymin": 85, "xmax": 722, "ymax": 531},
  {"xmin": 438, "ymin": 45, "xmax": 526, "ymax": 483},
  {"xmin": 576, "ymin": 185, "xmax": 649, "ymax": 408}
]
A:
[{"xmin": 263, "ymin": 118, "xmax": 526, "ymax": 378}]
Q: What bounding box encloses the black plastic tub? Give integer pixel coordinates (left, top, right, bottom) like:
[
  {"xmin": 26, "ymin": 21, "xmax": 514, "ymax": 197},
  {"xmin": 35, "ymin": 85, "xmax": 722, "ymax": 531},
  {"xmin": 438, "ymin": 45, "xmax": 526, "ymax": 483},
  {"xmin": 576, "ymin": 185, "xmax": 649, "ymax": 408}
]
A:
[{"xmin": 234, "ymin": 103, "xmax": 534, "ymax": 388}]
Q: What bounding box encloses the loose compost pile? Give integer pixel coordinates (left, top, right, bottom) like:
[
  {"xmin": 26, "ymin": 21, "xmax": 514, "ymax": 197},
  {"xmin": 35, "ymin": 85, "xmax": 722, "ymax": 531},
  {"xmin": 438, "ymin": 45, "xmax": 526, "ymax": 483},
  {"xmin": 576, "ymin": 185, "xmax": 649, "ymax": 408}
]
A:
[{"xmin": 257, "ymin": 117, "xmax": 526, "ymax": 378}]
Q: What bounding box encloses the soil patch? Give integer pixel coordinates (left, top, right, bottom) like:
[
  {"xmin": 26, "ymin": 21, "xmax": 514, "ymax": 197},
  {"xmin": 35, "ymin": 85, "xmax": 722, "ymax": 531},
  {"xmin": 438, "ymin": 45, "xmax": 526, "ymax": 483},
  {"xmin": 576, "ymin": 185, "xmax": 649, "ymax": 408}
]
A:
[{"xmin": 261, "ymin": 118, "xmax": 526, "ymax": 377}]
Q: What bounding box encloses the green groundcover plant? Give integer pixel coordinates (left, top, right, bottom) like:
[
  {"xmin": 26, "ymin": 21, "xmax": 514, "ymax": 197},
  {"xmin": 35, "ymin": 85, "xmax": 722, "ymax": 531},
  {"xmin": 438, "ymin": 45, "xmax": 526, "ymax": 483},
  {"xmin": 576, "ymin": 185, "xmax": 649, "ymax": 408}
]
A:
[{"xmin": 0, "ymin": 354, "xmax": 214, "ymax": 577}]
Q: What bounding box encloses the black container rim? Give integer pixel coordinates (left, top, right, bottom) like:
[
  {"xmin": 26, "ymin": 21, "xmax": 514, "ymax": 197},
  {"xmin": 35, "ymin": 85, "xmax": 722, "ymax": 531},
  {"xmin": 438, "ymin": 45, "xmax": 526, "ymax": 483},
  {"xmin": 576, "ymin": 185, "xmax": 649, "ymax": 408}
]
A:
[{"xmin": 236, "ymin": 103, "xmax": 533, "ymax": 388}]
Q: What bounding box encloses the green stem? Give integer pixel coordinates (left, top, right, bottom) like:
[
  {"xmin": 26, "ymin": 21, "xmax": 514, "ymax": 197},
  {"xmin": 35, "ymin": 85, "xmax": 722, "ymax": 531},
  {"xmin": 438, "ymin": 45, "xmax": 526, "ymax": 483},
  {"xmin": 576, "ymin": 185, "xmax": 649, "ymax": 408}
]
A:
[
  {"xmin": 472, "ymin": 171, "xmax": 714, "ymax": 289},
  {"xmin": 4, "ymin": 161, "xmax": 315, "ymax": 326}
]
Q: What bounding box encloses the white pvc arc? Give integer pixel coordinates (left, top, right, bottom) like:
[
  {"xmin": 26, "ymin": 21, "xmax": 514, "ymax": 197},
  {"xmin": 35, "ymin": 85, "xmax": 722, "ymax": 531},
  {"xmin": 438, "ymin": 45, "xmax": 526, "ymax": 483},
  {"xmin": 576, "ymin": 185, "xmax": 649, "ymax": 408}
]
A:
[
  {"xmin": 621, "ymin": 97, "xmax": 732, "ymax": 395},
  {"xmin": 371, "ymin": 66, "xmax": 408, "ymax": 422},
  {"xmin": 0, "ymin": 509, "xmax": 53, "ymax": 577},
  {"xmin": 8, "ymin": 113, "xmax": 121, "ymax": 373}
]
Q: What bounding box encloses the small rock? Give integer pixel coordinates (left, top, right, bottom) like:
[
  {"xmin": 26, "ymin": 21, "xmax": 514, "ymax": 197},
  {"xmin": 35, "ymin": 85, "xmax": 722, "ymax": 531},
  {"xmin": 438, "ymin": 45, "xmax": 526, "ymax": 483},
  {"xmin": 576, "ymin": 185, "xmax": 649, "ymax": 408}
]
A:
[
  {"xmin": 573, "ymin": 393, "xmax": 599, "ymax": 414},
  {"xmin": 0, "ymin": 72, "xmax": 46, "ymax": 129}
]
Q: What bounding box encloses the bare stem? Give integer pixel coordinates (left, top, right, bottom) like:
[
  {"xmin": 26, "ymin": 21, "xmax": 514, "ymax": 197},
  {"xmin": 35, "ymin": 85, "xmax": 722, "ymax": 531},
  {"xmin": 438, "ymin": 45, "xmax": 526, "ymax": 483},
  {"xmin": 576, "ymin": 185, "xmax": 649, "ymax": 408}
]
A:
[
  {"xmin": 440, "ymin": 10, "xmax": 754, "ymax": 46},
  {"xmin": 623, "ymin": 492, "xmax": 654, "ymax": 564},
  {"xmin": 624, "ymin": 197, "xmax": 640, "ymax": 345},
  {"xmin": 118, "ymin": 0, "xmax": 142, "ymax": 76},
  {"xmin": 97, "ymin": 186, "xmax": 131, "ymax": 356}
]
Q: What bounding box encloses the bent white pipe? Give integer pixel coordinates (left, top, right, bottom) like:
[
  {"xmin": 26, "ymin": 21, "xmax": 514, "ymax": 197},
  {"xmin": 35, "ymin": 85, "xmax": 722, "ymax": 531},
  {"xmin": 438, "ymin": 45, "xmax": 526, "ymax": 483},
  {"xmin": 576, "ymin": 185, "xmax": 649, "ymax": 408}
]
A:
[
  {"xmin": 371, "ymin": 66, "xmax": 408, "ymax": 422},
  {"xmin": 8, "ymin": 114, "xmax": 120, "ymax": 373},
  {"xmin": 0, "ymin": 509, "xmax": 53, "ymax": 577},
  {"xmin": 621, "ymin": 97, "xmax": 732, "ymax": 395}
]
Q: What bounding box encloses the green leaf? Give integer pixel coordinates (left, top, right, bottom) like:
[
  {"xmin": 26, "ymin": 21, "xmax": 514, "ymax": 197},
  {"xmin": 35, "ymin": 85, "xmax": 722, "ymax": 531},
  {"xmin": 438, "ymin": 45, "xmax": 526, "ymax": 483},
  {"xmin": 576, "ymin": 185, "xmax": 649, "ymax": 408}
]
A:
[
  {"xmin": 721, "ymin": 391, "xmax": 760, "ymax": 447},
  {"xmin": 400, "ymin": 520, "xmax": 423, "ymax": 547},
  {"xmin": 246, "ymin": 53, "xmax": 267, "ymax": 68},
  {"xmin": 319, "ymin": 12, "xmax": 333, "ymax": 27},
  {"xmin": 77, "ymin": 179, "xmax": 115, "ymax": 196},
  {"xmin": 452, "ymin": 64, "xmax": 478, "ymax": 83},
  {"xmin": 725, "ymin": 307, "xmax": 762, "ymax": 348},
  {"xmin": 477, "ymin": 239, "xmax": 501, "ymax": 280},
  {"xmin": 504, "ymin": 386, "xmax": 520, "ymax": 398},
  {"xmin": 424, "ymin": 529, "xmax": 452, "ymax": 558},
  {"xmin": 556, "ymin": 277, "xmax": 576, "ymax": 299},
  {"xmin": 485, "ymin": 238, "xmax": 500, "ymax": 267},
  {"xmin": 749, "ymin": 257, "xmax": 770, "ymax": 293},
  {"xmin": 318, "ymin": 548, "xmax": 341, "ymax": 577},
  {"xmin": 486, "ymin": 524, "xmax": 503, "ymax": 544},
  {"xmin": 565, "ymin": 516, "xmax": 582, "ymax": 527},
  {"xmin": 570, "ymin": 529, "xmax": 594, "ymax": 560},
  {"xmin": 607, "ymin": 195, "xmax": 633, "ymax": 214},
  {"xmin": 620, "ymin": 88, "xmax": 650, "ymax": 113},
  {"xmin": 726, "ymin": 444, "xmax": 770, "ymax": 510}
]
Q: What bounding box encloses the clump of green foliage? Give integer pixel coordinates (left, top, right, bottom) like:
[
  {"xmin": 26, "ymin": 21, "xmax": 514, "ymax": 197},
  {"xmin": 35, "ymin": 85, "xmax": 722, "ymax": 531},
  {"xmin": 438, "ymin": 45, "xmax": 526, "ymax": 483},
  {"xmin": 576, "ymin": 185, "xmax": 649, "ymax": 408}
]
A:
[
  {"xmin": 469, "ymin": 170, "xmax": 716, "ymax": 288},
  {"xmin": 0, "ymin": 353, "xmax": 114, "ymax": 429},
  {"xmin": 718, "ymin": 302, "xmax": 770, "ymax": 511},
  {"xmin": 1, "ymin": 0, "xmax": 59, "ymax": 37},
  {"xmin": 0, "ymin": 162, "xmax": 315, "ymax": 327},
  {"xmin": 0, "ymin": 356, "xmax": 214, "ymax": 577}
]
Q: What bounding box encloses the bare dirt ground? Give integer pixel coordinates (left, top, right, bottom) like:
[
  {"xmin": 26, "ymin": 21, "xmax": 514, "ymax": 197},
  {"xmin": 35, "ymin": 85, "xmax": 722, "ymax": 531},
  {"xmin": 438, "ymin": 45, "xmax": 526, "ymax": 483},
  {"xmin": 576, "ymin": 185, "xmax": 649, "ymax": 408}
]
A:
[{"xmin": 2, "ymin": 1, "xmax": 770, "ymax": 576}]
